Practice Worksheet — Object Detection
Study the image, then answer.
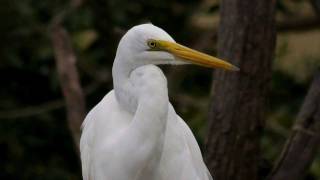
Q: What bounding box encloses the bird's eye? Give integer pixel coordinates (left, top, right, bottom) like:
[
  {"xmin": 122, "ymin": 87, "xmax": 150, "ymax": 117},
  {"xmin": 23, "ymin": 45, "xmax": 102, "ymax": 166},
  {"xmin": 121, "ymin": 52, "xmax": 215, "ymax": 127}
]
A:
[{"xmin": 147, "ymin": 40, "xmax": 157, "ymax": 48}]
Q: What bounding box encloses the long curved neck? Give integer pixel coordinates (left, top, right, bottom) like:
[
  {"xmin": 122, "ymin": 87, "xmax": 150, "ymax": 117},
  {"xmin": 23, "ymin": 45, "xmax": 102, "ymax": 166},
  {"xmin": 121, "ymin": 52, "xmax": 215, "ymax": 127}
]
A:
[
  {"xmin": 112, "ymin": 55, "xmax": 169, "ymax": 118},
  {"xmin": 112, "ymin": 56, "xmax": 132, "ymax": 89},
  {"xmin": 112, "ymin": 56, "xmax": 137, "ymax": 114},
  {"xmin": 112, "ymin": 58, "xmax": 169, "ymax": 178}
]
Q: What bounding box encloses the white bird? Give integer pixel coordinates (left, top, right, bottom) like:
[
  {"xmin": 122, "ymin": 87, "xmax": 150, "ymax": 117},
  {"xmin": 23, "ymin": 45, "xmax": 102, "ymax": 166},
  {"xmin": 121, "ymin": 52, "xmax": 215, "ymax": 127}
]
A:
[{"xmin": 80, "ymin": 24, "xmax": 238, "ymax": 180}]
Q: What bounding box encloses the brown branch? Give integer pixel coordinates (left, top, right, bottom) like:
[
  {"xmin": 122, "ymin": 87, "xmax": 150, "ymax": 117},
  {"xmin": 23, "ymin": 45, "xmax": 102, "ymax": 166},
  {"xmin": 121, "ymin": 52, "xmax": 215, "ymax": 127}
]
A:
[
  {"xmin": 277, "ymin": 16, "xmax": 320, "ymax": 32},
  {"xmin": 268, "ymin": 71, "xmax": 320, "ymax": 180},
  {"xmin": 50, "ymin": 22, "xmax": 86, "ymax": 152},
  {"xmin": 49, "ymin": 0, "xmax": 86, "ymax": 152}
]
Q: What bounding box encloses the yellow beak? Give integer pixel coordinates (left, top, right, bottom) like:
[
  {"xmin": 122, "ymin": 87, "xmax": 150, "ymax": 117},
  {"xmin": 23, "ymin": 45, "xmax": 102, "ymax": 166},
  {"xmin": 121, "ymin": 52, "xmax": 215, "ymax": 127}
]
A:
[{"xmin": 158, "ymin": 40, "xmax": 239, "ymax": 71}]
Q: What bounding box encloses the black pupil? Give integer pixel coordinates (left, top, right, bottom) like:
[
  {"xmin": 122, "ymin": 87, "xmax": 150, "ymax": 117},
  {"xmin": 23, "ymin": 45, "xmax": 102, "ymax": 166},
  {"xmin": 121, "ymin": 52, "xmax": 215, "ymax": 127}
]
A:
[{"xmin": 151, "ymin": 42, "xmax": 155, "ymax": 46}]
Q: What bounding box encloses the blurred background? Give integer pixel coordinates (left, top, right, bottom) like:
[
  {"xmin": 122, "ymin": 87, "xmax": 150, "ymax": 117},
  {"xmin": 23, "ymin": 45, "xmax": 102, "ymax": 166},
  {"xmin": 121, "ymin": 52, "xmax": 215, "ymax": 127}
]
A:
[{"xmin": 0, "ymin": 0, "xmax": 319, "ymax": 179}]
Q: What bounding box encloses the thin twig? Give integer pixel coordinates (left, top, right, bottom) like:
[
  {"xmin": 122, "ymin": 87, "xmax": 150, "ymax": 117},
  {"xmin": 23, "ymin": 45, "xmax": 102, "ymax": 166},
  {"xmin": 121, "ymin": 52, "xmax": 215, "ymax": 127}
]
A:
[
  {"xmin": 0, "ymin": 80, "xmax": 106, "ymax": 120},
  {"xmin": 0, "ymin": 100, "xmax": 64, "ymax": 119}
]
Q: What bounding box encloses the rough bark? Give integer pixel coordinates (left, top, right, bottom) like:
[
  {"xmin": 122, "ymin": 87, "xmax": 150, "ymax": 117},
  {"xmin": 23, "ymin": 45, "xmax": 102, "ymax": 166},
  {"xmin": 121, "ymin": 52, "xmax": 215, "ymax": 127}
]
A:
[
  {"xmin": 268, "ymin": 72, "xmax": 320, "ymax": 180},
  {"xmin": 205, "ymin": 0, "xmax": 276, "ymax": 180}
]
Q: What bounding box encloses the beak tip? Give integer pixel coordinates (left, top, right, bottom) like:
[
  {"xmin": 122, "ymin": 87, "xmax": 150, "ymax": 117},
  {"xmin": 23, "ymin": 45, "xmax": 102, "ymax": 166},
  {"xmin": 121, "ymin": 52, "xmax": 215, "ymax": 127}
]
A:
[{"xmin": 230, "ymin": 65, "xmax": 240, "ymax": 71}]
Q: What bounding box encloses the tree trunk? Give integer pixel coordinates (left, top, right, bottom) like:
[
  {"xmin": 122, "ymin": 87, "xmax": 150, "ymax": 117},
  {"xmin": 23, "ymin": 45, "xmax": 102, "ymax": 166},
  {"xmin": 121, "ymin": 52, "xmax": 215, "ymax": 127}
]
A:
[
  {"xmin": 205, "ymin": 1, "xmax": 276, "ymax": 180},
  {"xmin": 268, "ymin": 71, "xmax": 320, "ymax": 180}
]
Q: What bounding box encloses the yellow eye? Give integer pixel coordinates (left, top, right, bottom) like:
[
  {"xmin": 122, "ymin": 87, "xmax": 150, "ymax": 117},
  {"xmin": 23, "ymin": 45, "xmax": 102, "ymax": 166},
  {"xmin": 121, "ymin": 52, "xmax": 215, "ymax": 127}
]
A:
[{"xmin": 147, "ymin": 40, "xmax": 157, "ymax": 48}]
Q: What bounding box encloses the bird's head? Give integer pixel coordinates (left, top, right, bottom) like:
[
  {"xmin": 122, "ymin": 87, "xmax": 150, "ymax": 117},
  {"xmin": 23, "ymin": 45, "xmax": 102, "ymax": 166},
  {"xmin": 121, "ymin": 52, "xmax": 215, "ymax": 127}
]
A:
[{"xmin": 115, "ymin": 23, "xmax": 239, "ymax": 71}]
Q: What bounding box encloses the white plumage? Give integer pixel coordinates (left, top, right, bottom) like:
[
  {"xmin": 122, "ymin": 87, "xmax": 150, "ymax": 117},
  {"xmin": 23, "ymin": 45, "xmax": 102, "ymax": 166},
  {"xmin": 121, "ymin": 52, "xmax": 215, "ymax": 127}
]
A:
[{"xmin": 80, "ymin": 24, "xmax": 238, "ymax": 180}]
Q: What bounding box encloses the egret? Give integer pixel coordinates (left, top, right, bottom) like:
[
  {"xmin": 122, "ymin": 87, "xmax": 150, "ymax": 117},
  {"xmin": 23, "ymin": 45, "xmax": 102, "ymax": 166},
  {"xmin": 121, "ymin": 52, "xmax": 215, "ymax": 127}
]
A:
[{"xmin": 80, "ymin": 24, "xmax": 238, "ymax": 180}]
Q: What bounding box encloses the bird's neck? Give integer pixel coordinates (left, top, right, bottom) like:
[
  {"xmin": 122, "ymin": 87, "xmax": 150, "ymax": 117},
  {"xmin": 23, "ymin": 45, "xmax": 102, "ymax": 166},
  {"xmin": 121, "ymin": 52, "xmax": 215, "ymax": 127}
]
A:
[
  {"xmin": 112, "ymin": 57, "xmax": 169, "ymax": 119},
  {"xmin": 112, "ymin": 60, "xmax": 169, "ymax": 175},
  {"xmin": 112, "ymin": 57, "xmax": 137, "ymax": 114},
  {"xmin": 112, "ymin": 58, "xmax": 169, "ymax": 159}
]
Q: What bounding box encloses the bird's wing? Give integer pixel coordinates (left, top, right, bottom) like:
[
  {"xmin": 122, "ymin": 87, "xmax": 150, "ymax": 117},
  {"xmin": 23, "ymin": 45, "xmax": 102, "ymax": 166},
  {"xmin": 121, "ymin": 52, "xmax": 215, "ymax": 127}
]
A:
[
  {"xmin": 177, "ymin": 115, "xmax": 214, "ymax": 180},
  {"xmin": 81, "ymin": 90, "xmax": 162, "ymax": 180},
  {"xmin": 80, "ymin": 114, "xmax": 92, "ymax": 180},
  {"xmin": 80, "ymin": 90, "xmax": 125, "ymax": 180},
  {"xmin": 80, "ymin": 101, "xmax": 98, "ymax": 180}
]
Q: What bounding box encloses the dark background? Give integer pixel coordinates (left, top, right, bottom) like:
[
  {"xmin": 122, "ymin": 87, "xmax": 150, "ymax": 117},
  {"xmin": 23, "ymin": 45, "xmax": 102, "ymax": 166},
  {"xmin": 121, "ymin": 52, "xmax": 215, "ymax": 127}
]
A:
[{"xmin": 0, "ymin": 0, "xmax": 319, "ymax": 179}]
